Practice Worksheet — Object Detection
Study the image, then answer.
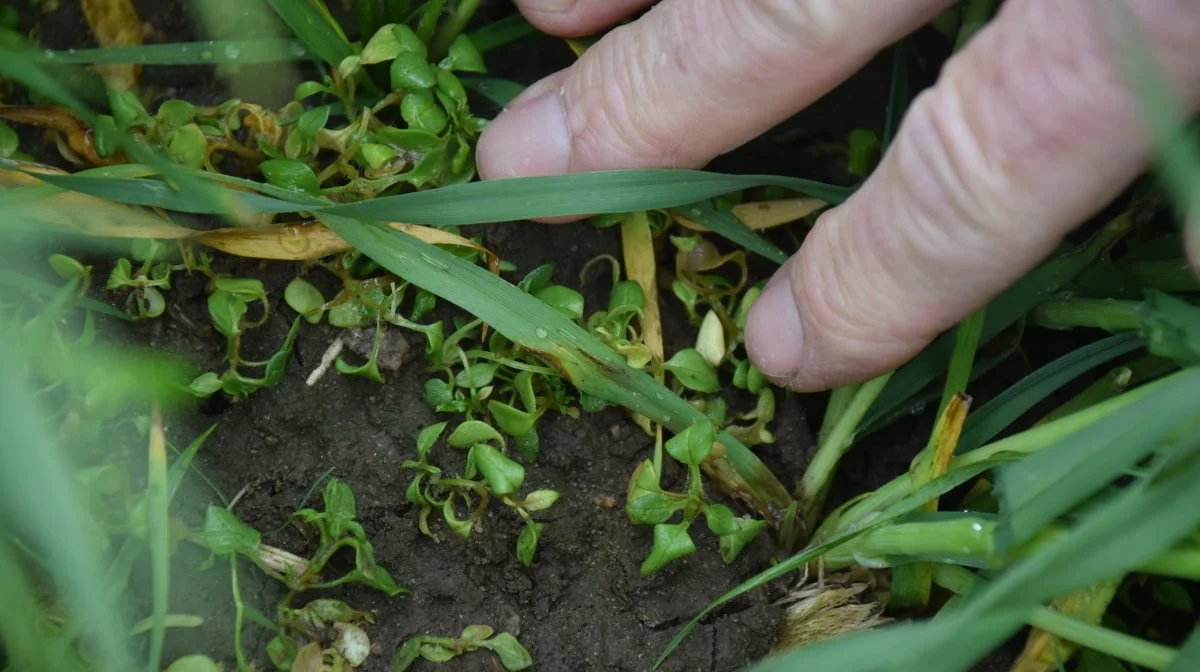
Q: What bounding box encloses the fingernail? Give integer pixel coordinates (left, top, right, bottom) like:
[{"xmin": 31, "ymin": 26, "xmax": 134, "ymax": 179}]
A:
[
  {"xmin": 477, "ymin": 89, "xmax": 572, "ymax": 181},
  {"xmin": 744, "ymin": 271, "xmax": 805, "ymax": 381}
]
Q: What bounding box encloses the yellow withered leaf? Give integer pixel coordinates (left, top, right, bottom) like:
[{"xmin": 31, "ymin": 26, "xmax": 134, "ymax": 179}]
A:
[
  {"xmin": 82, "ymin": 0, "xmax": 144, "ymax": 90},
  {"xmin": 675, "ymin": 197, "xmax": 828, "ymax": 232}
]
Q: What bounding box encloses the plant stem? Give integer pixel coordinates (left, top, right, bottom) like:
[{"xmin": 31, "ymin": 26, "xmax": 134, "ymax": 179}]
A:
[
  {"xmin": 1118, "ymin": 259, "xmax": 1200, "ymax": 293},
  {"xmin": 230, "ymin": 557, "xmax": 249, "ymax": 672},
  {"xmin": 816, "ymin": 373, "xmax": 1178, "ymax": 541},
  {"xmin": 797, "ymin": 372, "xmax": 893, "ymax": 530},
  {"xmin": 932, "ymin": 565, "xmax": 1177, "ymax": 671},
  {"xmin": 818, "ymin": 383, "xmax": 860, "ymax": 446},
  {"xmin": 1030, "ymin": 298, "xmax": 1142, "ymax": 332},
  {"xmin": 824, "ymin": 515, "xmax": 996, "ymax": 570},
  {"xmin": 430, "ymin": 0, "xmax": 481, "ymax": 60}
]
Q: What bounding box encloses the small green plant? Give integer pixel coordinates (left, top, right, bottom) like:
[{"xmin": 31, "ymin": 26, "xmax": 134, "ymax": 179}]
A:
[
  {"xmin": 403, "ymin": 420, "xmax": 558, "ymax": 566},
  {"xmin": 392, "ymin": 624, "xmax": 533, "ymax": 671},
  {"xmin": 201, "ymin": 477, "xmax": 403, "ymax": 595},
  {"xmin": 626, "ymin": 420, "xmax": 767, "ymax": 574}
]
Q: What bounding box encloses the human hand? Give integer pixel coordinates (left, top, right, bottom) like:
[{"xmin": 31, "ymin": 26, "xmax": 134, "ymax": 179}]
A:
[{"xmin": 475, "ymin": 0, "xmax": 1200, "ymax": 391}]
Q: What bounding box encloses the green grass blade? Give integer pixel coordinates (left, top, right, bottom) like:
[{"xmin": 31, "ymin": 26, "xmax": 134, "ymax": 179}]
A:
[
  {"xmin": 670, "ymin": 200, "xmax": 789, "ymax": 264},
  {"xmin": 0, "ymin": 269, "xmax": 131, "ymax": 321},
  {"xmin": 469, "ymin": 14, "xmax": 538, "ymax": 53},
  {"xmin": 462, "ymin": 76, "xmax": 526, "ymax": 107},
  {"xmin": 939, "ymin": 306, "xmax": 986, "ymax": 412},
  {"xmin": 957, "ymin": 331, "xmax": 1144, "ymax": 452},
  {"xmin": 862, "ymin": 217, "xmax": 1127, "ymax": 433},
  {"xmin": 995, "ymin": 367, "xmax": 1200, "ymax": 549},
  {"xmin": 146, "ymin": 409, "xmax": 169, "ymax": 672},
  {"xmin": 753, "ymin": 413, "xmax": 1200, "ymax": 672},
  {"xmin": 32, "ymin": 39, "xmax": 312, "ymax": 65},
  {"xmin": 167, "ymin": 424, "xmax": 218, "ymax": 500},
  {"xmin": 327, "ymin": 170, "xmax": 852, "ymax": 222},
  {"xmin": 1168, "ymin": 629, "xmax": 1200, "ymax": 672},
  {"xmin": 265, "ymin": 0, "xmax": 352, "ymax": 68},
  {"xmin": 9, "ymin": 166, "xmax": 852, "ymax": 223},
  {"xmin": 656, "ymin": 456, "xmax": 1008, "ymax": 667},
  {"xmin": 0, "ymin": 347, "xmax": 134, "ymax": 672},
  {"xmin": 319, "ymin": 214, "xmax": 793, "ymax": 519}
]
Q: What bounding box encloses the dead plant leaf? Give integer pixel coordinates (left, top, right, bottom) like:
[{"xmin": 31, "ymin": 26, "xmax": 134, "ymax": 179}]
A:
[
  {"xmin": 82, "ymin": 0, "xmax": 144, "ymax": 90},
  {"xmin": 675, "ymin": 198, "xmax": 827, "ymax": 232},
  {"xmin": 771, "ymin": 569, "xmax": 890, "ymax": 654}
]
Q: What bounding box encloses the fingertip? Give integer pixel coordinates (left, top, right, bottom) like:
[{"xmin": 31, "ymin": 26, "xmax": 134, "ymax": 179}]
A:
[
  {"xmin": 515, "ymin": 0, "xmax": 653, "ymax": 37},
  {"xmin": 476, "ymin": 86, "xmax": 572, "ymax": 182},
  {"xmin": 744, "ymin": 267, "xmax": 809, "ymax": 388}
]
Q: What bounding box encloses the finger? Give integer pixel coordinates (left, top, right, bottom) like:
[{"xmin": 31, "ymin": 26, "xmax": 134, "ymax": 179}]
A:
[
  {"xmin": 514, "ymin": 0, "xmax": 655, "ymax": 37},
  {"xmin": 744, "ymin": 0, "xmax": 1200, "ymax": 392},
  {"xmin": 477, "ymin": 0, "xmax": 956, "ymax": 182}
]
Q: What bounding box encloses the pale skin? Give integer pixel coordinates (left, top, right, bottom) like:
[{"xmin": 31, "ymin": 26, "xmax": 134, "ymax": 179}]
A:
[{"xmin": 475, "ymin": 0, "xmax": 1200, "ymax": 392}]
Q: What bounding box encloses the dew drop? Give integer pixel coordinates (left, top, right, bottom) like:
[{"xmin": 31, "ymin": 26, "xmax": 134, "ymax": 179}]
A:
[
  {"xmin": 224, "ymin": 44, "xmax": 241, "ymax": 60},
  {"xmin": 654, "ymin": 392, "xmax": 665, "ymax": 400},
  {"xmin": 970, "ymin": 522, "xmax": 983, "ymax": 533},
  {"xmin": 289, "ymin": 42, "xmax": 307, "ymax": 57},
  {"xmin": 200, "ymin": 50, "xmax": 214, "ymax": 61},
  {"xmin": 535, "ymin": 327, "xmax": 548, "ymax": 338}
]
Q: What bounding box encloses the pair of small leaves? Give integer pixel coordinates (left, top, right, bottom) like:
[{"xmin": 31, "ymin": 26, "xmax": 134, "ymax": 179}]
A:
[
  {"xmin": 392, "ymin": 626, "xmax": 532, "ymax": 671},
  {"xmin": 534, "ymin": 284, "xmax": 585, "ymax": 321},
  {"xmin": 294, "ymin": 478, "xmax": 406, "ymax": 596},
  {"xmin": 188, "ymin": 317, "xmax": 301, "ymax": 399},
  {"xmin": 467, "ymin": 443, "xmax": 524, "ymax": 497},
  {"xmin": 664, "ymin": 421, "xmax": 716, "ymax": 466},
  {"xmin": 664, "ymin": 348, "xmax": 720, "ymax": 393},
  {"xmin": 284, "ymin": 277, "xmax": 326, "ymax": 324}
]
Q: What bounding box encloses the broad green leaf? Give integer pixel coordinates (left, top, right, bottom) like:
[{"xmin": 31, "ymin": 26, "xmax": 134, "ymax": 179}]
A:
[
  {"xmin": 609, "ymin": 279, "xmax": 646, "ymax": 311},
  {"xmin": 391, "ymin": 51, "xmax": 436, "ymax": 90},
  {"xmin": 442, "ymin": 500, "xmax": 472, "ymax": 539},
  {"xmin": 468, "ymin": 14, "xmax": 536, "ymax": 53},
  {"xmin": 484, "ymin": 632, "xmax": 533, "ymax": 671},
  {"xmin": 533, "ymin": 284, "xmax": 585, "ymax": 320},
  {"xmin": 203, "ymin": 506, "xmax": 261, "ymax": 556},
  {"xmin": 401, "ymin": 90, "xmax": 448, "ymax": 134},
  {"xmin": 455, "ymin": 361, "xmax": 497, "ymax": 388},
  {"xmin": 705, "ymin": 504, "xmax": 736, "ymax": 536},
  {"xmin": 321, "ymin": 478, "xmax": 357, "ymax": 537},
  {"xmin": 416, "ymin": 422, "xmax": 448, "ymax": 457},
  {"xmin": 392, "ymin": 24, "xmax": 427, "ymax": 58},
  {"xmin": 260, "ymin": 158, "xmax": 320, "ymax": 195},
  {"xmin": 165, "ymin": 655, "xmax": 221, "ymax": 672},
  {"xmin": 471, "ymin": 444, "xmax": 525, "ymax": 496},
  {"xmin": 392, "ymin": 638, "xmax": 422, "ymax": 671},
  {"xmin": 284, "ymin": 277, "xmax": 325, "ymax": 323},
  {"xmin": 664, "ymin": 348, "xmax": 719, "ymax": 393},
  {"xmin": 516, "ymin": 520, "xmax": 542, "ymax": 567},
  {"xmin": 641, "ymin": 522, "xmax": 696, "ymax": 575},
  {"xmin": 447, "ymin": 420, "xmax": 504, "ymax": 448},
  {"xmin": 461, "ymin": 625, "xmax": 495, "ymax": 643},
  {"xmin": 360, "ymin": 23, "xmax": 403, "ymax": 64},
  {"xmin": 665, "ymin": 421, "xmax": 715, "ymax": 466},
  {"xmin": 419, "ymin": 642, "xmax": 457, "ymax": 663},
  {"xmin": 488, "ymin": 400, "xmax": 538, "ymax": 437},
  {"xmin": 207, "ymin": 290, "xmax": 247, "ymax": 339},
  {"xmin": 439, "ymin": 35, "xmax": 485, "ymax": 73},
  {"xmin": 718, "ymin": 517, "xmax": 766, "ymax": 563},
  {"xmin": 461, "ymin": 76, "xmax": 524, "ymax": 107},
  {"xmin": 165, "ymin": 124, "xmax": 207, "ymax": 169},
  {"xmin": 155, "ymin": 100, "xmax": 196, "ymax": 129}
]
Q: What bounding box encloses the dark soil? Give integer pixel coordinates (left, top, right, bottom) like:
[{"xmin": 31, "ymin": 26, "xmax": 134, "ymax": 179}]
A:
[{"xmin": 16, "ymin": 1, "xmax": 1042, "ymax": 670}]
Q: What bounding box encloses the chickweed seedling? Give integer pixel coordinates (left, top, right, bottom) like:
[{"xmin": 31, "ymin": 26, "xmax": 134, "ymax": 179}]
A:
[
  {"xmin": 403, "ymin": 420, "xmax": 559, "ymax": 566},
  {"xmin": 627, "ymin": 420, "xmax": 766, "ymax": 574},
  {"xmin": 393, "ymin": 624, "xmax": 533, "ymax": 671}
]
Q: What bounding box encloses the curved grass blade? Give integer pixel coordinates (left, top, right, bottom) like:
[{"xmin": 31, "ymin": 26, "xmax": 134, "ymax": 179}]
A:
[
  {"xmin": 319, "ymin": 214, "xmax": 795, "ymax": 522},
  {"xmin": 469, "ymin": 14, "xmax": 538, "ymax": 53},
  {"xmin": 265, "ymin": 0, "xmax": 351, "ymax": 68},
  {"xmin": 0, "ymin": 269, "xmax": 130, "ymax": 321},
  {"xmin": 462, "ymin": 76, "xmax": 526, "ymax": 107},
  {"xmin": 8, "ymin": 165, "xmax": 852, "ymax": 223},
  {"xmin": 32, "ymin": 39, "xmax": 312, "ymax": 65},
  {"xmin": 956, "ymin": 331, "xmax": 1144, "ymax": 453},
  {"xmin": 669, "ymin": 200, "xmax": 788, "ymax": 264}
]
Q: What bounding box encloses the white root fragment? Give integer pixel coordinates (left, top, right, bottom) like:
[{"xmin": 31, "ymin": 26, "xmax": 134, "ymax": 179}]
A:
[{"xmin": 306, "ymin": 336, "xmax": 345, "ymax": 387}]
